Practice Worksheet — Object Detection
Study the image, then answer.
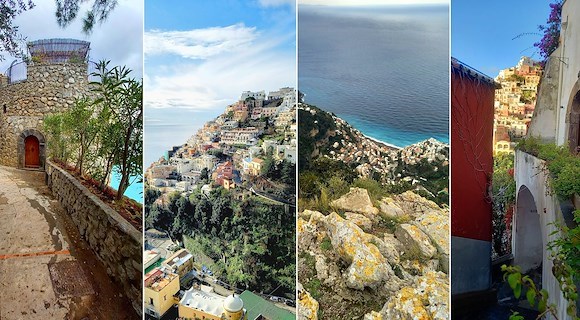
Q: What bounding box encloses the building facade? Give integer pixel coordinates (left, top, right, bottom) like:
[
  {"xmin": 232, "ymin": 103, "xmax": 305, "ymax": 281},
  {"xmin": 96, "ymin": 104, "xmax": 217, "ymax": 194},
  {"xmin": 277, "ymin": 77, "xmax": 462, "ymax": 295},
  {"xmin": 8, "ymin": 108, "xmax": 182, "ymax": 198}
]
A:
[
  {"xmin": 0, "ymin": 39, "xmax": 92, "ymax": 169},
  {"xmin": 451, "ymin": 58, "xmax": 498, "ymax": 297}
]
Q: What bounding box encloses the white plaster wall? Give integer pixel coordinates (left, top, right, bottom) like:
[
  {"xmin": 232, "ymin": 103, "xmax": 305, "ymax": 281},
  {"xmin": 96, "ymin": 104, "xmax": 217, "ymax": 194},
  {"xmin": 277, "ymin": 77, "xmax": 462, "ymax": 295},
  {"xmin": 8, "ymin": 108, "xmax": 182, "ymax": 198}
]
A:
[
  {"xmin": 528, "ymin": 46, "xmax": 560, "ymax": 142},
  {"xmin": 514, "ymin": 150, "xmax": 572, "ymax": 319},
  {"xmin": 556, "ymin": 0, "xmax": 580, "ymax": 145}
]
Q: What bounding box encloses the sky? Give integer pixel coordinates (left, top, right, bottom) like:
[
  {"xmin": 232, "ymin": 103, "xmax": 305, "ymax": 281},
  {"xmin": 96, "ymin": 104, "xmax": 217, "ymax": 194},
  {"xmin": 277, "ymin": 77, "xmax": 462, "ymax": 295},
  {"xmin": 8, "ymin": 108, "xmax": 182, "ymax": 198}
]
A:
[
  {"xmin": 452, "ymin": 0, "xmax": 551, "ymax": 77},
  {"xmin": 299, "ymin": 0, "xmax": 447, "ymax": 5},
  {"xmin": 144, "ymin": 0, "xmax": 296, "ymax": 165},
  {"xmin": 0, "ymin": 0, "xmax": 143, "ymax": 78}
]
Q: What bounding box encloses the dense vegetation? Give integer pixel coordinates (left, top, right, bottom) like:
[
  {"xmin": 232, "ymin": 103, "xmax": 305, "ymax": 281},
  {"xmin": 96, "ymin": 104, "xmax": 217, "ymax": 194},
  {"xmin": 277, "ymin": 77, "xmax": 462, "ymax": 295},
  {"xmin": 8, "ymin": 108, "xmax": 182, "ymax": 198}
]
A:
[
  {"xmin": 298, "ymin": 105, "xmax": 339, "ymax": 171},
  {"xmin": 517, "ymin": 137, "xmax": 580, "ymax": 199},
  {"xmin": 44, "ymin": 60, "xmax": 143, "ymax": 201},
  {"xmin": 492, "ymin": 153, "xmax": 516, "ymax": 257},
  {"xmin": 145, "ymin": 187, "xmax": 295, "ymax": 296}
]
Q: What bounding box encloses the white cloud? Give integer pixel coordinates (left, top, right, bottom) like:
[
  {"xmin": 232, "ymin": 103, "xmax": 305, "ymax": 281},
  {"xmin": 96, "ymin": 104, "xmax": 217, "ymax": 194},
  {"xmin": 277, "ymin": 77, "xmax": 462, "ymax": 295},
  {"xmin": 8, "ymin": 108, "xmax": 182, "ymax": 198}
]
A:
[
  {"xmin": 0, "ymin": 0, "xmax": 143, "ymax": 77},
  {"xmin": 144, "ymin": 25, "xmax": 296, "ymax": 113},
  {"xmin": 144, "ymin": 24, "xmax": 258, "ymax": 60}
]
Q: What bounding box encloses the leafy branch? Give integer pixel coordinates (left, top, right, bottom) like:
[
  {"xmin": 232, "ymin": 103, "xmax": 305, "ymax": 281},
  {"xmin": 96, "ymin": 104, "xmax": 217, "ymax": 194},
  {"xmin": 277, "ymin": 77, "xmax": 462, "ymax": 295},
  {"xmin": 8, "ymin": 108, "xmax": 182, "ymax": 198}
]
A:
[{"xmin": 502, "ymin": 264, "xmax": 557, "ymax": 320}]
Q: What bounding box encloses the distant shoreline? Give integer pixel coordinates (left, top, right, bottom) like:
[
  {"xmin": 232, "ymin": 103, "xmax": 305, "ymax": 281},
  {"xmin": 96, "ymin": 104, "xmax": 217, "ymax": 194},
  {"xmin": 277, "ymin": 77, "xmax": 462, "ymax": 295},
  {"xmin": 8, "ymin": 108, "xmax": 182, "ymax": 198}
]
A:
[{"xmin": 362, "ymin": 133, "xmax": 403, "ymax": 150}]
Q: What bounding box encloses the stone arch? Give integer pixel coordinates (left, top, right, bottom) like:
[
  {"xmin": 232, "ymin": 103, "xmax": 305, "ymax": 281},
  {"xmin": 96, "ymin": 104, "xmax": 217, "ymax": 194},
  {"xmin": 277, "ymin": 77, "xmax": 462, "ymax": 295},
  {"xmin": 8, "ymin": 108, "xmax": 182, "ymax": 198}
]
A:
[
  {"xmin": 513, "ymin": 185, "xmax": 543, "ymax": 273},
  {"xmin": 18, "ymin": 128, "xmax": 46, "ymax": 169},
  {"xmin": 565, "ymin": 79, "xmax": 580, "ymax": 152}
]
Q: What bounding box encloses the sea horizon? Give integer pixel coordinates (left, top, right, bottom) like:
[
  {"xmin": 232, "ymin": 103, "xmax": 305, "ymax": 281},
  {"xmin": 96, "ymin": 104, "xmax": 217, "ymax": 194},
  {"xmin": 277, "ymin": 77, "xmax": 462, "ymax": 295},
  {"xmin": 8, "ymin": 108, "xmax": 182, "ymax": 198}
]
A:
[{"xmin": 299, "ymin": 5, "xmax": 449, "ymax": 148}]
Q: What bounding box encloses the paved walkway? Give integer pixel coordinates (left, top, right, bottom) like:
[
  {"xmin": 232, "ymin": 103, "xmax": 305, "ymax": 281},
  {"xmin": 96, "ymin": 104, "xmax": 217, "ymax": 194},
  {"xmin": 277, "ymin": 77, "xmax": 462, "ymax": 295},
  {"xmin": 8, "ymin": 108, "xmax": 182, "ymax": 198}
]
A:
[{"xmin": 0, "ymin": 166, "xmax": 138, "ymax": 320}]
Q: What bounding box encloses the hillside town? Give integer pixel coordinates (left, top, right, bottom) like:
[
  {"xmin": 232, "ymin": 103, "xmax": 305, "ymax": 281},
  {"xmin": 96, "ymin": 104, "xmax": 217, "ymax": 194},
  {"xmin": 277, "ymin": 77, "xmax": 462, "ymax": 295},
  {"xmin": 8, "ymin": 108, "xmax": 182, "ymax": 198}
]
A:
[
  {"xmin": 146, "ymin": 87, "xmax": 296, "ymax": 201},
  {"xmin": 493, "ymin": 56, "xmax": 542, "ymax": 153},
  {"xmin": 144, "ymin": 88, "xmax": 297, "ymax": 320},
  {"xmin": 299, "ymin": 104, "xmax": 449, "ymax": 204}
]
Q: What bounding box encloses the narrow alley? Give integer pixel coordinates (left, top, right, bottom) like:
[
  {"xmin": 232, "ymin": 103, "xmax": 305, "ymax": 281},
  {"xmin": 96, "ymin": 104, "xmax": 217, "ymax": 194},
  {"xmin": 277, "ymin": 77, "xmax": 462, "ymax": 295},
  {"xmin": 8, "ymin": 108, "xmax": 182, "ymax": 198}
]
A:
[{"xmin": 0, "ymin": 166, "xmax": 138, "ymax": 320}]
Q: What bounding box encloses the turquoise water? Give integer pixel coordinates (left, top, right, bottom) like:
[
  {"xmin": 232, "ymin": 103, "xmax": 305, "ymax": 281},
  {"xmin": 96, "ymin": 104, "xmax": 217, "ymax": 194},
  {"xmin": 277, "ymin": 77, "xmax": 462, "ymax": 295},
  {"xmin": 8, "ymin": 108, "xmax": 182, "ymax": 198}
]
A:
[
  {"xmin": 299, "ymin": 5, "xmax": 450, "ymax": 148},
  {"xmin": 109, "ymin": 168, "xmax": 143, "ymax": 203}
]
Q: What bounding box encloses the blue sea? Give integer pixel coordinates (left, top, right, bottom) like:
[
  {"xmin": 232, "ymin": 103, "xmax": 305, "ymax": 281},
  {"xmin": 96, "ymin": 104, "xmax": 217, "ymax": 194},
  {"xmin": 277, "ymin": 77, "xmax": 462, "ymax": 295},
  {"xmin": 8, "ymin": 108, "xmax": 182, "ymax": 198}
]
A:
[
  {"xmin": 110, "ymin": 169, "xmax": 143, "ymax": 204},
  {"xmin": 299, "ymin": 5, "xmax": 449, "ymax": 148}
]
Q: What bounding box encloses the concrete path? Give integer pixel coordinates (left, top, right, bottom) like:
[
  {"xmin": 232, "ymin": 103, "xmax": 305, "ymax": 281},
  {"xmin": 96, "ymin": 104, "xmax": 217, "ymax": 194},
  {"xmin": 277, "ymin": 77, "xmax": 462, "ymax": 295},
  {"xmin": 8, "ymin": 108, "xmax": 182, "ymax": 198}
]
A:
[{"xmin": 0, "ymin": 166, "xmax": 139, "ymax": 320}]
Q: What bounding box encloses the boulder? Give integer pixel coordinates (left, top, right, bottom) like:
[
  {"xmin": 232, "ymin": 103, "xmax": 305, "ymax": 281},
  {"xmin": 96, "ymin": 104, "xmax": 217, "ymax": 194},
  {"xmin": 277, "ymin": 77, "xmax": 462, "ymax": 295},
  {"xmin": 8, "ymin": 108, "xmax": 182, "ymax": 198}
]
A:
[
  {"xmin": 345, "ymin": 212, "xmax": 373, "ymax": 231},
  {"xmin": 378, "ymin": 197, "xmax": 405, "ymax": 218},
  {"xmin": 395, "ymin": 224, "xmax": 436, "ymax": 259},
  {"xmin": 392, "ymin": 191, "xmax": 440, "ymax": 218},
  {"xmin": 381, "ymin": 271, "xmax": 449, "ymax": 320},
  {"xmin": 323, "ymin": 212, "xmax": 394, "ymax": 290},
  {"xmin": 414, "ymin": 209, "xmax": 450, "ymax": 273},
  {"xmin": 364, "ymin": 233, "xmax": 400, "ymax": 265},
  {"xmin": 298, "ymin": 282, "xmax": 319, "ymax": 320},
  {"xmin": 330, "ymin": 187, "xmax": 379, "ymax": 218}
]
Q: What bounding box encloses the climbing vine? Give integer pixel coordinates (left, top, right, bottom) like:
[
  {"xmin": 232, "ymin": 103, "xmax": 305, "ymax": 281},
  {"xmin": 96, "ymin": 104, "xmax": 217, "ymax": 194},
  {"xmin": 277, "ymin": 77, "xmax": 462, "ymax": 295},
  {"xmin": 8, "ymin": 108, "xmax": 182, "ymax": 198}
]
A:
[{"xmin": 534, "ymin": 1, "xmax": 562, "ymax": 63}]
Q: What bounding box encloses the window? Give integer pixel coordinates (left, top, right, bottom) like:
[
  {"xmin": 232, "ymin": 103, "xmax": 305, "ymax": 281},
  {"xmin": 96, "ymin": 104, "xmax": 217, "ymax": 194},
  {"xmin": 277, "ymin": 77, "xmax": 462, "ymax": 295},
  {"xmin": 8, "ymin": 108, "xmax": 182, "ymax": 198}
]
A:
[{"xmin": 150, "ymin": 298, "xmax": 153, "ymax": 305}]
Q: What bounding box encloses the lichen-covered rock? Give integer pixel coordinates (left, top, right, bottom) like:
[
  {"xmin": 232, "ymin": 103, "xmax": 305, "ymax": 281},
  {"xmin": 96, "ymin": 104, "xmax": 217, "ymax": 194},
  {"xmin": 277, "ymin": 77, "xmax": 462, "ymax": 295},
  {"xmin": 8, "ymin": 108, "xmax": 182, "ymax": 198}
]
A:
[
  {"xmin": 383, "ymin": 232, "xmax": 404, "ymax": 255},
  {"xmin": 379, "ymin": 197, "xmax": 405, "ymax": 218},
  {"xmin": 414, "ymin": 209, "xmax": 450, "ymax": 273},
  {"xmin": 364, "ymin": 311, "xmax": 383, "ymax": 320},
  {"xmin": 395, "ymin": 223, "xmax": 437, "ymax": 259},
  {"xmin": 345, "ymin": 212, "xmax": 373, "ymax": 231},
  {"xmin": 330, "ymin": 187, "xmax": 379, "ymax": 218},
  {"xmin": 400, "ymin": 259, "xmax": 439, "ymax": 276},
  {"xmin": 298, "ymin": 282, "xmax": 319, "ymax": 320},
  {"xmin": 323, "ymin": 212, "xmax": 394, "ymax": 290},
  {"xmin": 364, "ymin": 233, "xmax": 400, "ymax": 265},
  {"xmin": 381, "ymin": 271, "xmax": 449, "ymax": 320},
  {"xmin": 392, "ymin": 191, "xmax": 440, "ymax": 218}
]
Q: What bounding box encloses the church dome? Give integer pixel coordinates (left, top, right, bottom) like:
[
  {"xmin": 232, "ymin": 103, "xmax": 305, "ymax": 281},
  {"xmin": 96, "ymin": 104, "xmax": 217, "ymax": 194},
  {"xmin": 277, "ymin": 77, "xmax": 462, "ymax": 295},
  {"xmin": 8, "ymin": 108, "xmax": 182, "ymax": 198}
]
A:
[{"xmin": 223, "ymin": 294, "xmax": 244, "ymax": 313}]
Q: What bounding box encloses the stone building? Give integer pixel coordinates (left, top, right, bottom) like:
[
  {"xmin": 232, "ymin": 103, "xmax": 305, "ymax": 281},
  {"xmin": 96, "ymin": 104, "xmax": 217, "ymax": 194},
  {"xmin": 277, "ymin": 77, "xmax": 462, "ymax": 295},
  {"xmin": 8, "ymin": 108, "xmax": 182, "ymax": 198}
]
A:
[{"xmin": 0, "ymin": 38, "xmax": 92, "ymax": 169}]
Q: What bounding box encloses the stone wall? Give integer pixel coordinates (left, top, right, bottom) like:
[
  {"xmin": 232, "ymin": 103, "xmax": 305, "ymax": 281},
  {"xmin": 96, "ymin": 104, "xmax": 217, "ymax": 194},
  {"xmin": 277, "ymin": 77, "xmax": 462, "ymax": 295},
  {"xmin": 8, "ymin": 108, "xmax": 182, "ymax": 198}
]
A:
[
  {"xmin": 0, "ymin": 62, "xmax": 91, "ymax": 167},
  {"xmin": 514, "ymin": 151, "xmax": 572, "ymax": 320},
  {"xmin": 45, "ymin": 160, "xmax": 142, "ymax": 315}
]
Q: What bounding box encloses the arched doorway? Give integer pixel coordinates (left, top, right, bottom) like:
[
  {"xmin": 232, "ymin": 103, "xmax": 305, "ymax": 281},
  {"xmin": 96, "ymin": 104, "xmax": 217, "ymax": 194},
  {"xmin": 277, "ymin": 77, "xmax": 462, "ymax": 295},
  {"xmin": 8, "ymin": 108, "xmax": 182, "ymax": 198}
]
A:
[
  {"xmin": 567, "ymin": 89, "xmax": 580, "ymax": 153},
  {"xmin": 17, "ymin": 129, "xmax": 46, "ymax": 169},
  {"xmin": 513, "ymin": 185, "xmax": 543, "ymax": 273},
  {"xmin": 24, "ymin": 135, "xmax": 40, "ymax": 168}
]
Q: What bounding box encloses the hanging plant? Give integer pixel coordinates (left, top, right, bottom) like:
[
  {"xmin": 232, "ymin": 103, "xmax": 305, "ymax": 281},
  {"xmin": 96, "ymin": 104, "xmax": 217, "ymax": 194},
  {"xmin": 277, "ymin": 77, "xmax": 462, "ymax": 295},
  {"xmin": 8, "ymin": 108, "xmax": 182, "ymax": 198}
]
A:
[{"xmin": 534, "ymin": 1, "xmax": 563, "ymax": 64}]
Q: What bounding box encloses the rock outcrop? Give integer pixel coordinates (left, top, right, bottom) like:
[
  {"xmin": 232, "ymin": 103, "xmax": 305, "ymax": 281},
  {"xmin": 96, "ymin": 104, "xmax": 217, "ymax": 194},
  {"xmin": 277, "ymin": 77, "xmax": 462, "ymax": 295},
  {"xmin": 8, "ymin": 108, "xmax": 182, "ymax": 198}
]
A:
[
  {"xmin": 381, "ymin": 271, "xmax": 449, "ymax": 320},
  {"xmin": 298, "ymin": 190, "xmax": 449, "ymax": 319},
  {"xmin": 395, "ymin": 223, "xmax": 437, "ymax": 259},
  {"xmin": 298, "ymin": 282, "xmax": 319, "ymax": 320},
  {"xmin": 330, "ymin": 187, "xmax": 379, "ymax": 218},
  {"xmin": 323, "ymin": 212, "xmax": 395, "ymax": 290}
]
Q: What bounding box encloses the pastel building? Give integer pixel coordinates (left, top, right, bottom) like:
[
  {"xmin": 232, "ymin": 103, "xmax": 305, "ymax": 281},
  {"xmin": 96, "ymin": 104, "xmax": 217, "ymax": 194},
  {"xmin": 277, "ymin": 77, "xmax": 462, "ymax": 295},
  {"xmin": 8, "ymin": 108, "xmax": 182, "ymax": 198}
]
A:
[
  {"xmin": 162, "ymin": 248, "xmax": 194, "ymax": 280},
  {"xmin": 178, "ymin": 289, "xmax": 247, "ymax": 320},
  {"xmin": 144, "ymin": 267, "xmax": 180, "ymax": 319}
]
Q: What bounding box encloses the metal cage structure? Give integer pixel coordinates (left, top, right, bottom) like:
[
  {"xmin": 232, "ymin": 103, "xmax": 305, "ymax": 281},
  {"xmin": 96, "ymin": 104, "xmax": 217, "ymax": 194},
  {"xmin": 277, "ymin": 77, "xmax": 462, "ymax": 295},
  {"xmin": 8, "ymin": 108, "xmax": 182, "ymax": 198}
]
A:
[{"xmin": 27, "ymin": 38, "xmax": 90, "ymax": 64}]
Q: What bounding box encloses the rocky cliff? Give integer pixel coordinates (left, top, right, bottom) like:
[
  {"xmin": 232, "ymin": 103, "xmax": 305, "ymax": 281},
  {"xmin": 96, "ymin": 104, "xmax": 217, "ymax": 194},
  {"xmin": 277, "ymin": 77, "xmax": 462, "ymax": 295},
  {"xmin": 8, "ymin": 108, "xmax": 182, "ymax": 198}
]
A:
[{"xmin": 297, "ymin": 188, "xmax": 449, "ymax": 319}]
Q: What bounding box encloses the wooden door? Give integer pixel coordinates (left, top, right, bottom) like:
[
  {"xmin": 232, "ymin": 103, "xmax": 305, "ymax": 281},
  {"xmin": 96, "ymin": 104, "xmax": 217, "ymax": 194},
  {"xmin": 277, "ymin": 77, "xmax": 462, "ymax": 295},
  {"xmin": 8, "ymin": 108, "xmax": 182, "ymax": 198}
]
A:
[{"xmin": 25, "ymin": 135, "xmax": 40, "ymax": 167}]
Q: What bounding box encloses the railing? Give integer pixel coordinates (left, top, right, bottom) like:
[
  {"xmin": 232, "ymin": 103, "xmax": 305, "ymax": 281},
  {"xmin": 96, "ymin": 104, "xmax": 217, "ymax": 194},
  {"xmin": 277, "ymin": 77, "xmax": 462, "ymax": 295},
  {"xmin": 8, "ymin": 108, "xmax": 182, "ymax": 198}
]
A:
[
  {"xmin": 4, "ymin": 60, "xmax": 27, "ymax": 84},
  {"xmin": 2, "ymin": 60, "xmax": 100, "ymax": 85}
]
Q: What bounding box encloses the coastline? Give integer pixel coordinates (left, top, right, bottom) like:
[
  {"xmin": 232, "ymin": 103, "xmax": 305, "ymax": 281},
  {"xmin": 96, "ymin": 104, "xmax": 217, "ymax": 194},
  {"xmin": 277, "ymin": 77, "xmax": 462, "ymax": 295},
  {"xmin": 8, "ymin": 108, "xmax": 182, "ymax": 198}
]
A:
[{"xmin": 362, "ymin": 133, "xmax": 403, "ymax": 150}]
